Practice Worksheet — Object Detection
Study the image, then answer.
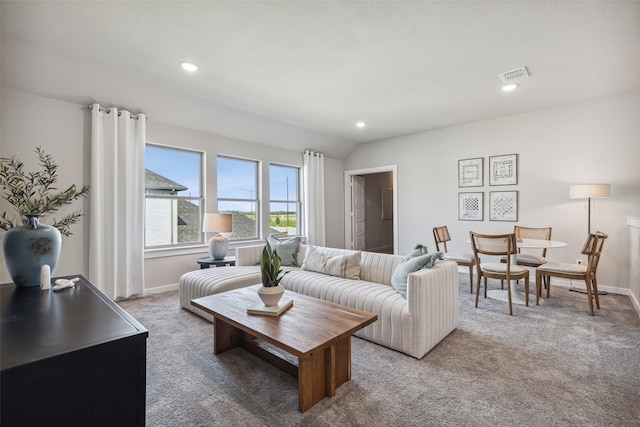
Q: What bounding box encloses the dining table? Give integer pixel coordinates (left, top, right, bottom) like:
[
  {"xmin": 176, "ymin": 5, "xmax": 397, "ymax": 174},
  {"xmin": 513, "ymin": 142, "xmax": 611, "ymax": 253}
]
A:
[{"xmin": 484, "ymin": 238, "xmax": 567, "ymax": 305}]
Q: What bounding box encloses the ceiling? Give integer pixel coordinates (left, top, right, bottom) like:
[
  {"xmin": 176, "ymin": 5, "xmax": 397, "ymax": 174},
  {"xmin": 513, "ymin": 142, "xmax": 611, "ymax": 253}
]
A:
[{"xmin": 2, "ymin": 1, "xmax": 639, "ymax": 158}]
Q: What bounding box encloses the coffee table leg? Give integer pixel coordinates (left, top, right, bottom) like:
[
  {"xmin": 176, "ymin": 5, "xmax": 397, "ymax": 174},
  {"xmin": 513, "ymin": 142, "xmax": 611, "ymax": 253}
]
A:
[
  {"xmin": 297, "ymin": 336, "xmax": 353, "ymax": 412},
  {"xmin": 213, "ymin": 317, "xmax": 242, "ymax": 354},
  {"xmin": 298, "ymin": 349, "xmax": 325, "ymax": 412},
  {"xmin": 333, "ymin": 336, "xmax": 352, "ymax": 390}
]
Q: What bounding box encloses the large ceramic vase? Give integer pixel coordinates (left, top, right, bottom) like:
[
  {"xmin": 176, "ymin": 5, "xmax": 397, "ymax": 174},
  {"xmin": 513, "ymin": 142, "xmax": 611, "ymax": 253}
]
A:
[
  {"xmin": 257, "ymin": 285, "xmax": 285, "ymax": 307},
  {"xmin": 2, "ymin": 214, "xmax": 62, "ymax": 287}
]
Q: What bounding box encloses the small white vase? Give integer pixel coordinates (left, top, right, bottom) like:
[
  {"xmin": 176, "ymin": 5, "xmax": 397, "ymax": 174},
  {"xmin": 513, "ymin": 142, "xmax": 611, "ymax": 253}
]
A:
[{"xmin": 257, "ymin": 285, "xmax": 285, "ymax": 307}]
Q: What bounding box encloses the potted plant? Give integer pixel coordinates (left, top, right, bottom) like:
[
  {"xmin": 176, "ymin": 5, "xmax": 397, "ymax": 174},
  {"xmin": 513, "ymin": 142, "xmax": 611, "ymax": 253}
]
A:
[
  {"xmin": 258, "ymin": 240, "xmax": 287, "ymax": 306},
  {"xmin": 1, "ymin": 147, "xmax": 91, "ymax": 287}
]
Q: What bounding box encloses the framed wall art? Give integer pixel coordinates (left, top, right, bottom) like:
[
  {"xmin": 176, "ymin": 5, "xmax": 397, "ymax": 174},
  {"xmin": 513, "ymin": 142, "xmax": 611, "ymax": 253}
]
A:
[
  {"xmin": 458, "ymin": 157, "xmax": 483, "ymax": 187},
  {"xmin": 489, "ymin": 154, "xmax": 518, "ymax": 186},
  {"xmin": 458, "ymin": 192, "xmax": 484, "ymax": 221},
  {"xmin": 489, "ymin": 191, "xmax": 518, "ymax": 221}
]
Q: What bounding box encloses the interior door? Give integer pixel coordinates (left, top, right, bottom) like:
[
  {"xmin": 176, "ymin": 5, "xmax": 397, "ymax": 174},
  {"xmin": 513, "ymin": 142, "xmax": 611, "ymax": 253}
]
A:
[{"xmin": 352, "ymin": 175, "xmax": 366, "ymax": 251}]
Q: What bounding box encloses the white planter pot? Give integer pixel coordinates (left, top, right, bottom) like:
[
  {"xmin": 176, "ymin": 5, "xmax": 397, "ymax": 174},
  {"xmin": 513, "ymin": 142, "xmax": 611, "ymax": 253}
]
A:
[{"xmin": 257, "ymin": 285, "xmax": 285, "ymax": 307}]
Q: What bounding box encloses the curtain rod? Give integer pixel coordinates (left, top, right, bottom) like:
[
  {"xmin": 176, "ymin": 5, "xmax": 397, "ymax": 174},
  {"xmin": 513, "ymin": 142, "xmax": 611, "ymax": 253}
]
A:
[{"xmin": 88, "ymin": 104, "xmax": 147, "ymax": 120}]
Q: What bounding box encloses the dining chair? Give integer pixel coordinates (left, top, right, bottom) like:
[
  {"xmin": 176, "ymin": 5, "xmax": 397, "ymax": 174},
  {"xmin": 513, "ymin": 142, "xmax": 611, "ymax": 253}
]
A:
[
  {"xmin": 500, "ymin": 226, "xmax": 552, "ymax": 290},
  {"xmin": 433, "ymin": 226, "xmax": 476, "ymax": 293},
  {"xmin": 535, "ymin": 231, "xmax": 608, "ymax": 316},
  {"xmin": 512, "ymin": 226, "xmax": 553, "ymax": 267},
  {"xmin": 469, "ymin": 231, "xmax": 530, "ymax": 315}
]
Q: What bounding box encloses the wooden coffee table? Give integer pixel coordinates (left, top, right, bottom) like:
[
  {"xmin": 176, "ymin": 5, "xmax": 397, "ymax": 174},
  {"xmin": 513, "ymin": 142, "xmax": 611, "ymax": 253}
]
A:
[{"xmin": 191, "ymin": 284, "xmax": 377, "ymax": 412}]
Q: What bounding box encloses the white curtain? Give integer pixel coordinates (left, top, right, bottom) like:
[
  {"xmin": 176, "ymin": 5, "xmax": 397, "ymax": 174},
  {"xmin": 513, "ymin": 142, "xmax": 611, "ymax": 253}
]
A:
[
  {"xmin": 302, "ymin": 150, "xmax": 326, "ymax": 246},
  {"xmin": 89, "ymin": 104, "xmax": 146, "ymax": 300}
]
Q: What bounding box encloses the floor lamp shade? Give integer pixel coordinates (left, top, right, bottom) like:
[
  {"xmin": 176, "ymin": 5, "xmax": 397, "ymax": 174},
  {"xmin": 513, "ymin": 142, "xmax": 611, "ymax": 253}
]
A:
[
  {"xmin": 203, "ymin": 213, "xmax": 232, "ymax": 260},
  {"xmin": 569, "ymin": 184, "xmax": 611, "ymax": 199},
  {"xmin": 569, "ymin": 184, "xmax": 610, "ymax": 233}
]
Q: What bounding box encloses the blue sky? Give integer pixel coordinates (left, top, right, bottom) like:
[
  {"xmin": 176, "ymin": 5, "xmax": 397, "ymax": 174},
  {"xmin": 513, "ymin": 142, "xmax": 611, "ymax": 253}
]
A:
[{"xmin": 146, "ymin": 145, "xmax": 201, "ymax": 196}]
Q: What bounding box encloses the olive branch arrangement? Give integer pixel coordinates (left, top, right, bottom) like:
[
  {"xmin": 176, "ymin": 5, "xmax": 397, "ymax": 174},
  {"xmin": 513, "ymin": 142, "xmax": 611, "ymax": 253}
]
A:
[{"xmin": 0, "ymin": 147, "xmax": 91, "ymax": 236}]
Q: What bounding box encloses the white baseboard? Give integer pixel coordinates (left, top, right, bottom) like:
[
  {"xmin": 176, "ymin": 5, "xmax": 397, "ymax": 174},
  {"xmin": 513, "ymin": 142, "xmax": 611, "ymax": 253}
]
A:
[{"xmin": 144, "ymin": 283, "xmax": 179, "ymax": 295}]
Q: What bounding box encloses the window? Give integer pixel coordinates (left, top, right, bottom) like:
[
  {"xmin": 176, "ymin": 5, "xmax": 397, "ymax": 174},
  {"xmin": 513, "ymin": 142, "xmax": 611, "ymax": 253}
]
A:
[
  {"xmin": 217, "ymin": 156, "xmax": 259, "ymax": 240},
  {"xmin": 269, "ymin": 164, "xmax": 300, "ymax": 236},
  {"xmin": 144, "ymin": 144, "xmax": 203, "ymax": 249}
]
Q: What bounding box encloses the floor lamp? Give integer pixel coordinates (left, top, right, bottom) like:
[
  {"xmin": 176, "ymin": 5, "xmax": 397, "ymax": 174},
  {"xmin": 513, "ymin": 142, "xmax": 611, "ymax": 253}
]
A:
[
  {"xmin": 569, "ymin": 184, "xmax": 611, "ymax": 234},
  {"xmin": 568, "ymin": 183, "xmax": 610, "ymax": 295}
]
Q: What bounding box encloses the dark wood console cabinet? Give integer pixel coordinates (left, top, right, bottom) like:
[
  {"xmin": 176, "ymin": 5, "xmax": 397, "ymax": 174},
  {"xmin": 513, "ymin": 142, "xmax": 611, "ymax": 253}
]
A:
[{"xmin": 1, "ymin": 275, "xmax": 148, "ymax": 426}]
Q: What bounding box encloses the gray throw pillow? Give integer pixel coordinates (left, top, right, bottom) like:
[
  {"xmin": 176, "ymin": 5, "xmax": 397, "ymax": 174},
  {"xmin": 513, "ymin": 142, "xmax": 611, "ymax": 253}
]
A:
[
  {"xmin": 267, "ymin": 234, "xmax": 301, "ymax": 267},
  {"xmin": 404, "ymin": 243, "xmax": 429, "ymax": 260},
  {"xmin": 391, "ymin": 251, "xmax": 443, "ymax": 298}
]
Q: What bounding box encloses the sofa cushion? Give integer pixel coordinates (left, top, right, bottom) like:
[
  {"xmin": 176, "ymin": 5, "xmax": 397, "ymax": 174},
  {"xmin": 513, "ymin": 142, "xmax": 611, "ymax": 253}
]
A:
[
  {"xmin": 301, "ymin": 245, "xmax": 361, "ymax": 279},
  {"xmin": 391, "ymin": 252, "xmax": 443, "ymax": 298},
  {"xmin": 267, "ymin": 234, "xmax": 302, "ymax": 266}
]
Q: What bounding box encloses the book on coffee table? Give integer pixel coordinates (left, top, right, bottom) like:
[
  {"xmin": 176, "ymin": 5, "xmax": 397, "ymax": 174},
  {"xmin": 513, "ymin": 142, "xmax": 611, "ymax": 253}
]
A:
[{"xmin": 247, "ymin": 298, "xmax": 293, "ymax": 316}]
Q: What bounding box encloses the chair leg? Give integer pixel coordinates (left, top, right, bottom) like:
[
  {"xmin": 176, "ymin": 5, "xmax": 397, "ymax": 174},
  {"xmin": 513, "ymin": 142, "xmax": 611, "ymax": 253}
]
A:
[
  {"xmin": 525, "ymin": 276, "xmax": 529, "ymax": 307},
  {"xmin": 546, "ymin": 275, "xmax": 551, "ymax": 298},
  {"xmin": 585, "ymin": 278, "xmax": 595, "ymax": 316},
  {"xmin": 535, "ymin": 270, "xmax": 541, "ymax": 305},
  {"xmin": 484, "ymin": 277, "xmax": 487, "ymax": 299},
  {"xmin": 475, "ymin": 275, "xmax": 482, "ymax": 308},
  {"xmin": 468, "ymin": 265, "xmax": 474, "ymax": 294},
  {"xmin": 592, "ymin": 274, "xmax": 600, "ymax": 309},
  {"xmin": 501, "ymin": 279, "xmax": 504, "ymax": 290},
  {"xmin": 507, "ymin": 279, "xmax": 513, "ymax": 315}
]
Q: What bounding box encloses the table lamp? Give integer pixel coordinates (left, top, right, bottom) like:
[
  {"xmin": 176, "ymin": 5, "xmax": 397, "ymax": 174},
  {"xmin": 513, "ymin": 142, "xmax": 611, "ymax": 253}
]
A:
[
  {"xmin": 203, "ymin": 213, "xmax": 232, "ymax": 260},
  {"xmin": 569, "ymin": 184, "xmax": 610, "ymax": 234}
]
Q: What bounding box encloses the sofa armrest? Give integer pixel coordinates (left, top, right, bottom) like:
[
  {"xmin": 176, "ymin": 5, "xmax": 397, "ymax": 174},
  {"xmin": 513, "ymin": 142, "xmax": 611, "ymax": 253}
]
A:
[
  {"xmin": 406, "ymin": 260, "xmax": 459, "ymax": 317},
  {"xmin": 236, "ymin": 244, "xmax": 265, "ymax": 266}
]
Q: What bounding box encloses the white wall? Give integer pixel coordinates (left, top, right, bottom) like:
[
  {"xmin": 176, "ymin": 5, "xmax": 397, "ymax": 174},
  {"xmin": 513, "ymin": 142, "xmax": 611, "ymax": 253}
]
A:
[
  {"xmin": 1, "ymin": 89, "xmax": 345, "ymax": 291},
  {"xmin": 1, "ymin": 89, "xmax": 91, "ymax": 282},
  {"xmin": 345, "ymin": 91, "xmax": 640, "ymax": 293}
]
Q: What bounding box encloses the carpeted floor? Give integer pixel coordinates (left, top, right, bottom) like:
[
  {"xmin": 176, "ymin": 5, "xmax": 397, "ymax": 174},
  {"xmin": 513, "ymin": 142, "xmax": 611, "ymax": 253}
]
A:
[{"xmin": 118, "ymin": 275, "xmax": 640, "ymax": 426}]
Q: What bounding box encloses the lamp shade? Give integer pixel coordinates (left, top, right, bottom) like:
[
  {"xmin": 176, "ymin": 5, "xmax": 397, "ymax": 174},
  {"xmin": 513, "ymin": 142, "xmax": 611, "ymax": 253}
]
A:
[
  {"xmin": 569, "ymin": 184, "xmax": 611, "ymax": 199},
  {"xmin": 202, "ymin": 213, "xmax": 232, "ymax": 233}
]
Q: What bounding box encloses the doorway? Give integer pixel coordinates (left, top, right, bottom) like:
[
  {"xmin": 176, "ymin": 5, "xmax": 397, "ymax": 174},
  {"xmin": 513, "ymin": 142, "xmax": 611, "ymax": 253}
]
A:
[{"xmin": 344, "ymin": 165, "xmax": 398, "ymax": 254}]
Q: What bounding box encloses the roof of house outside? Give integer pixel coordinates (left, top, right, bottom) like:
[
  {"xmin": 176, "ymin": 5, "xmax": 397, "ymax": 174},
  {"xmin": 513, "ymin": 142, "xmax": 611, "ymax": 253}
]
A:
[{"xmin": 145, "ymin": 169, "xmax": 188, "ymax": 193}]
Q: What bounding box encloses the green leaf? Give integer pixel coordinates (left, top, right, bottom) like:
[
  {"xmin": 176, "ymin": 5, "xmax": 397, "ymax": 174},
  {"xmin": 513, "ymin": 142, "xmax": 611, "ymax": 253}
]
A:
[{"xmin": 0, "ymin": 147, "xmax": 91, "ymax": 237}]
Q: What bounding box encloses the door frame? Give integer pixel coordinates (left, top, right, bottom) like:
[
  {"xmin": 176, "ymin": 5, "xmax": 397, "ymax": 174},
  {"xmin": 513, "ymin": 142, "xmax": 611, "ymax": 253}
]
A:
[{"xmin": 344, "ymin": 165, "xmax": 398, "ymax": 254}]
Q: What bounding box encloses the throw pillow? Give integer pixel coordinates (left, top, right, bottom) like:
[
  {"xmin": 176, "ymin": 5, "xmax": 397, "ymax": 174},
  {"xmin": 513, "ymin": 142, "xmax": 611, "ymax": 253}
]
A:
[
  {"xmin": 391, "ymin": 251, "xmax": 443, "ymax": 298},
  {"xmin": 301, "ymin": 246, "xmax": 361, "ymax": 280},
  {"xmin": 267, "ymin": 234, "xmax": 302, "ymax": 267},
  {"xmin": 404, "ymin": 243, "xmax": 429, "ymax": 260}
]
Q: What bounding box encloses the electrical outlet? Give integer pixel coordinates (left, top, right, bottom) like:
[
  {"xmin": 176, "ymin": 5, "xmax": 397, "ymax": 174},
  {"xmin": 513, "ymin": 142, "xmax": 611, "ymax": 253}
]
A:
[{"xmin": 576, "ymin": 259, "xmax": 583, "ymax": 265}]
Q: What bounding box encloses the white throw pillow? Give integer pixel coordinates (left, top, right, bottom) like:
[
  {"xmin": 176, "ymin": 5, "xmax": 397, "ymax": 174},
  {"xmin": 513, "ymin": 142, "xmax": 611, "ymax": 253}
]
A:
[{"xmin": 301, "ymin": 246, "xmax": 361, "ymax": 280}]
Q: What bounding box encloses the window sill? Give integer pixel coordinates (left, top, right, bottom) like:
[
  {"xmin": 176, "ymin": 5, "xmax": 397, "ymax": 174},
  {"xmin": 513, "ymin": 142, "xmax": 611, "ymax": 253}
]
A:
[{"xmin": 144, "ymin": 245, "xmax": 208, "ymax": 259}]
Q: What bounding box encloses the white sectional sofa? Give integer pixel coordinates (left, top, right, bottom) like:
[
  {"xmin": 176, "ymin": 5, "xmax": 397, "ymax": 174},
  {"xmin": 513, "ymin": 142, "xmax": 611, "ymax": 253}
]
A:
[{"xmin": 179, "ymin": 244, "xmax": 459, "ymax": 359}]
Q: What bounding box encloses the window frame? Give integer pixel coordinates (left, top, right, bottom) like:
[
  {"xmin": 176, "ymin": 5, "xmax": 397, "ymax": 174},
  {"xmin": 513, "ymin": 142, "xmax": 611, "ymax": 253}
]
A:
[
  {"xmin": 269, "ymin": 162, "xmax": 301, "ymax": 237},
  {"xmin": 144, "ymin": 142, "xmax": 205, "ymax": 251},
  {"xmin": 217, "ymin": 155, "xmax": 261, "ymax": 242}
]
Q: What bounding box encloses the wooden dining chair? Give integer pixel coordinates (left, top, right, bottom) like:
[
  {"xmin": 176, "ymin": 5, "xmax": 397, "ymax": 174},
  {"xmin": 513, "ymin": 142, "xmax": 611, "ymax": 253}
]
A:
[
  {"xmin": 536, "ymin": 231, "xmax": 608, "ymax": 316},
  {"xmin": 469, "ymin": 231, "xmax": 530, "ymax": 315},
  {"xmin": 512, "ymin": 226, "xmax": 552, "ymax": 267},
  {"xmin": 433, "ymin": 226, "xmax": 476, "ymax": 293},
  {"xmin": 500, "ymin": 226, "xmax": 552, "ymax": 290}
]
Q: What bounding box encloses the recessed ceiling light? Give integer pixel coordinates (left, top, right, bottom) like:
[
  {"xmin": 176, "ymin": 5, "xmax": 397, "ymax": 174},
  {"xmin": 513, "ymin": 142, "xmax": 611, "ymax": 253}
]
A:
[
  {"xmin": 356, "ymin": 121, "xmax": 367, "ymax": 128},
  {"xmin": 501, "ymin": 83, "xmax": 519, "ymax": 92},
  {"xmin": 180, "ymin": 62, "xmax": 199, "ymax": 72}
]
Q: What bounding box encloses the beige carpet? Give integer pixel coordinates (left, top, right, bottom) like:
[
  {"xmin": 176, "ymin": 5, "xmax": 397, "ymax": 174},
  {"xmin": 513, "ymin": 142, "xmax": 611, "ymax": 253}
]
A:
[{"xmin": 119, "ymin": 275, "xmax": 640, "ymax": 426}]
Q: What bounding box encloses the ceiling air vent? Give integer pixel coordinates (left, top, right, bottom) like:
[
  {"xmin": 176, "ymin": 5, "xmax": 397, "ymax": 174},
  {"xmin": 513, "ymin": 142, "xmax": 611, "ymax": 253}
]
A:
[{"xmin": 498, "ymin": 67, "xmax": 530, "ymax": 83}]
